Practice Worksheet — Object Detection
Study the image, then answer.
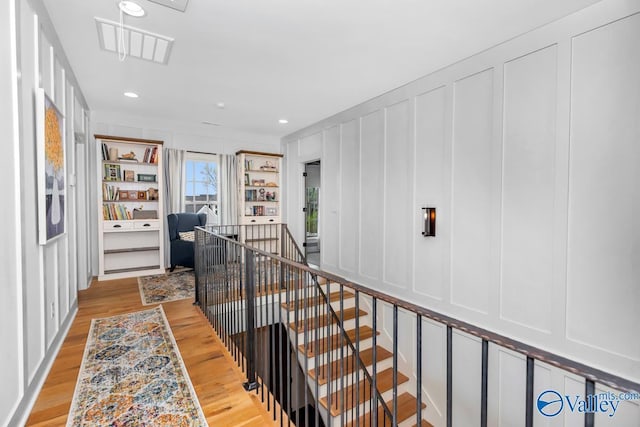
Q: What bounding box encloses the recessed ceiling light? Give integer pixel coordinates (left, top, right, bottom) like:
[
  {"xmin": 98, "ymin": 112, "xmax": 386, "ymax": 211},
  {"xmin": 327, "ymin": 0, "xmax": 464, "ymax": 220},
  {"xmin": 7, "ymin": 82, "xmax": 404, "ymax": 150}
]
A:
[
  {"xmin": 278, "ymin": 119, "xmax": 289, "ymax": 124},
  {"xmin": 216, "ymin": 102, "xmax": 225, "ymax": 109},
  {"xmin": 201, "ymin": 121, "xmax": 221, "ymax": 126},
  {"xmin": 124, "ymin": 91, "xmax": 139, "ymax": 98},
  {"xmin": 119, "ymin": 1, "xmax": 145, "ymax": 17}
]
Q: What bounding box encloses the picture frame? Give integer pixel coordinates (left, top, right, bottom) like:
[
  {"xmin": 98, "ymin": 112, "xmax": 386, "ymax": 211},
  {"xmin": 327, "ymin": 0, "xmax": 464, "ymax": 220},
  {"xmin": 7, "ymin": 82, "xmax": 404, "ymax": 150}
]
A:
[
  {"xmin": 105, "ymin": 164, "xmax": 121, "ymax": 181},
  {"xmin": 36, "ymin": 89, "xmax": 66, "ymax": 244},
  {"xmin": 137, "ymin": 191, "xmax": 147, "ymax": 200},
  {"xmin": 119, "ymin": 190, "xmax": 129, "ymax": 200},
  {"xmin": 124, "ymin": 170, "xmax": 135, "ymax": 182},
  {"xmin": 128, "ymin": 191, "xmax": 138, "ymax": 200}
]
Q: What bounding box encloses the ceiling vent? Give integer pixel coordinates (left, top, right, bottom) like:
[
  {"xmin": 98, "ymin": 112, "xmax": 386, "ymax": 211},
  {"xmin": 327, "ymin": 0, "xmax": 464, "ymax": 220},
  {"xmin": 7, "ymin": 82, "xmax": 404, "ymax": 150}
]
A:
[
  {"xmin": 95, "ymin": 17, "xmax": 174, "ymax": 64},
  {"xmin": 147, "ymin": 0, "xmax": 189, "ymax": 12}
]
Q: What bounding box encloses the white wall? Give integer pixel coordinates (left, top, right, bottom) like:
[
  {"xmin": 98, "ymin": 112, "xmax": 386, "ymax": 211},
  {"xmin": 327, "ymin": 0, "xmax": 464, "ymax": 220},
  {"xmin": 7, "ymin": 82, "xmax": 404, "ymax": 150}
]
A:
[
  {"xmin": 283, "ymin": 0, "xmax": 640, "ymax": 424},
  {"xmin": 1, "ymin": 0, "xmax": 92, "ymax": 425}
]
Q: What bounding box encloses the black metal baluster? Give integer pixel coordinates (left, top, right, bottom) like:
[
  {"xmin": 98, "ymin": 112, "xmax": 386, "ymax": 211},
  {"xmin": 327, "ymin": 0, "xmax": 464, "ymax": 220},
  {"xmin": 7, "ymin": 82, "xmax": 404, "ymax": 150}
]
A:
[
  {"xmin": 585, "ymin": 379, "xmax": 595, "ymax": 427},
  {"xmin": 243, "ymin": 248, "xmax": 258, "ymax": 391},
  {"xmin": 447, "ymin": 325, "xmax": 452, "ymax": 427},
  {"xmin": 481, "ymin": 339, "xmax": 489, "ymax": 427},
  {"xmin": 525, "ymin": 356, "xmax": 534, "ymax": 427},
  {"xmin": 372, "ymin": 297, "xmax": 378, "ymax": 427},
  {"xmin": 326, "ymin": 280, "xmax": 333, "ymax": 427},
  {"xmin": 393, "ymin": 305, "xmax": 398, "ymax": 426},
  {"xmin": 355, "ymin": 291, "xmax": 361, "ymax": 426},
  {"xmin": 417, "ymin": 314, "xmax": 422, "ymax": 427}
]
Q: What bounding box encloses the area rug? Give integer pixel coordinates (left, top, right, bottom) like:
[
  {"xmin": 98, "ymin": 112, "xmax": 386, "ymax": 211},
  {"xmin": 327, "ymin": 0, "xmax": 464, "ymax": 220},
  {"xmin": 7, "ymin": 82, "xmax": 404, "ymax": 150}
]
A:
[
  {"xmin": 138, "ymin": 270, "xmax": 195, "ymax": 305},
  {"xmin": 67, "ymin": 306, "xmax": 208, "ymax": 426}
]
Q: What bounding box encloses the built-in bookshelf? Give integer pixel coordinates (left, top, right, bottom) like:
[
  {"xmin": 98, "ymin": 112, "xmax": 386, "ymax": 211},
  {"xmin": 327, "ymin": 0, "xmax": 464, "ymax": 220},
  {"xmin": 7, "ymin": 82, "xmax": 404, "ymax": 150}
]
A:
[
  {"xmin": 237, "ymin": 150, "xmax": 283, "ymax": 255},
  {"xmin": 95, "ymin": 135, "xmax": 165, "ymax": 281}
]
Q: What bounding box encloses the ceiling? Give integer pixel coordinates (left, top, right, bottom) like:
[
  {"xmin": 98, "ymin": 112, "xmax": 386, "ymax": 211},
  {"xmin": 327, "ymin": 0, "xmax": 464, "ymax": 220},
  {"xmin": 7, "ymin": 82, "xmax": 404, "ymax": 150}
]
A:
[{"xmin": 43, "ymin": 0, "xmax": 602, "ymax": 140}]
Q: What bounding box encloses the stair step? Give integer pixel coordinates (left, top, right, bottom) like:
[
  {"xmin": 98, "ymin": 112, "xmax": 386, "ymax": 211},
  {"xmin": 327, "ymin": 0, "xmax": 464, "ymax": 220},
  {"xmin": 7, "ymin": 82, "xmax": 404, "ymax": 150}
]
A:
[
  {"xmin": 281, "ymin": 290, "xmax": 354, "ymax": 311},
  {"xmin": 319, "ymin": 368, "xmax": 409, "ymax": 416},
  {"xmin": 299, "ymin": 326, "xmax": 378, "ymax": 358},
  {"xmin": 413, "ymin": 421, "xmax": 435, "ymax": 427},
  {"xmin": 289, "ymin": 307, "xmax": 366, "ymax": 333},
  {"xmin": 309, "ymin": 346, "xmax": 393, "ymax": 385},
  {"xmin": 346, "ymin": 392, "xmax": 427, "ymax": 427}
]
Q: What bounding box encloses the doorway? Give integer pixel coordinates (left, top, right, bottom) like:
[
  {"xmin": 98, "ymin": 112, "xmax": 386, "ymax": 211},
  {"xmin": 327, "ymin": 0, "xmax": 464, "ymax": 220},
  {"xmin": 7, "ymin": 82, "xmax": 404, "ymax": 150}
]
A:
[{"xmin": 304, "ymin": 161, "xmax": 320, "ymax": 266}]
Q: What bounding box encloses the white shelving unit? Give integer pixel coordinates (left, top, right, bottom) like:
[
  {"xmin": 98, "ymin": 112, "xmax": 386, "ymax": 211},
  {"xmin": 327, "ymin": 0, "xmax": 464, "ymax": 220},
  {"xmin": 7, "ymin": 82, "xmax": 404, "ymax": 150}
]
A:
[
  {"xmin": 95, "ymin": 135, "xmax": 165, "ymax": 281},
  {"xmin": 237, "ymin": 150, "xmax": 283, "ymax": 254}
]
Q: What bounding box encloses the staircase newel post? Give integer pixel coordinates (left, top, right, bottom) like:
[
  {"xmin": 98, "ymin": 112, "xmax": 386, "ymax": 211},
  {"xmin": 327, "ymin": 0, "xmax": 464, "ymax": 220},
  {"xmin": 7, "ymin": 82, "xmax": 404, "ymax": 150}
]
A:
[{"xmin": 243, "ymin": 246, "xmax": 259, "ymax": 391}]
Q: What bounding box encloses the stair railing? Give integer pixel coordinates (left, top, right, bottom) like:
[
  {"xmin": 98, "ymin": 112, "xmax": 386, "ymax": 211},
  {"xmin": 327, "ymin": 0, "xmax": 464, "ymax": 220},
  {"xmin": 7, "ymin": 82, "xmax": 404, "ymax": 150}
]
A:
[{"xmin": 195, "ymin": 224, "xmax": 640, "ymax": 427}]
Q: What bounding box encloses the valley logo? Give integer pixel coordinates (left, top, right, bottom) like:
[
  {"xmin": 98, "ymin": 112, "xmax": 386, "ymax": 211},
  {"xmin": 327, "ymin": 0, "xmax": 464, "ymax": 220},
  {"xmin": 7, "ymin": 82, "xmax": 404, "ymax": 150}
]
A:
[{"xmin": 537, "ymin": 390, "xmax": 626, "ymax": 418}]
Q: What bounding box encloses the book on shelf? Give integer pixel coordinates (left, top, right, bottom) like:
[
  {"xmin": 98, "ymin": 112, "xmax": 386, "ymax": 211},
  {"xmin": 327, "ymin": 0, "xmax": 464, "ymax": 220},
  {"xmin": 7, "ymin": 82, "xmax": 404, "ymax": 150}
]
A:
[
  {"xmin": 102, "ymin": 183, "xmax": 120, "ymax": 201},
  {"xmin": 102, "ymin": 203, "xmax": 132, "ymax": 220},
  {"xmin": 148, "ymin": 146, "xmax": 158, "ymax": 164}
]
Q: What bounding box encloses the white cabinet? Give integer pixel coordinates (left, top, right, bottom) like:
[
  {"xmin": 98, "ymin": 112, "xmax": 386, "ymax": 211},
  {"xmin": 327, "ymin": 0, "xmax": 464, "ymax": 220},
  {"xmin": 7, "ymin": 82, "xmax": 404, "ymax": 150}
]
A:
[
  {"xmin": 236, "ymin": 150, "xmax": 283, "ymax": 254},
  {"xmin": 95, "ymin": 135, "xmax": 165, "ymax": 280}
]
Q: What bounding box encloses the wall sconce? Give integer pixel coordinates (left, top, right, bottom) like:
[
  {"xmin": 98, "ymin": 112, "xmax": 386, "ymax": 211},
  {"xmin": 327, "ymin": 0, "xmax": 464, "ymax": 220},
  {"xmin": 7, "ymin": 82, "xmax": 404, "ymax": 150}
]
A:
[{"xmin": 422, "ymin": 207, "xmax": 436, "ymax": 237}]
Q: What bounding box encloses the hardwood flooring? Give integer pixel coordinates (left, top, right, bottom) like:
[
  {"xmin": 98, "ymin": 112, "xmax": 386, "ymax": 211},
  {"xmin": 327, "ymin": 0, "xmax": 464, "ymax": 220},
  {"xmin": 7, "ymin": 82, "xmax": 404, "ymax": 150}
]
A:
[{"xmin": 26, "ymin": 276, "xmax": 276, "ymax": 427}]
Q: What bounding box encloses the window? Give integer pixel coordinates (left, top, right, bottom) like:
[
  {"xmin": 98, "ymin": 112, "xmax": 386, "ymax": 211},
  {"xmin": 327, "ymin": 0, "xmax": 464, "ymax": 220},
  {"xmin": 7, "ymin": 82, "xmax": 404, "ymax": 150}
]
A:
[{"xmin": 184, "ymin": 153, "xmax": 219, "ymax": 220}]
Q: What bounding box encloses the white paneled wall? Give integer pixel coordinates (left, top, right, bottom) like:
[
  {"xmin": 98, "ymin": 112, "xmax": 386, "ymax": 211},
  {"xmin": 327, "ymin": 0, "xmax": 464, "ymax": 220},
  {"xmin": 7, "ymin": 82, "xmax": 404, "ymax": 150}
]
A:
[
  {"xmin": 2, "ymin": 0, "xmax": 92, "ymax": 425},
  {"xmin": 283, "ymin": 0, "xmax": 640, "ymax": 424}
]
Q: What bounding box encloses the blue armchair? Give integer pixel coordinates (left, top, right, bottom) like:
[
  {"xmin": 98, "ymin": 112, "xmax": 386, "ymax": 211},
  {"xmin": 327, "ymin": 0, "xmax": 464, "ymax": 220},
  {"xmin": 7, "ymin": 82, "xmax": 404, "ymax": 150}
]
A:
[{"xmin": 167, "ymin": 212, "xmax": 207, "ymax": 271}]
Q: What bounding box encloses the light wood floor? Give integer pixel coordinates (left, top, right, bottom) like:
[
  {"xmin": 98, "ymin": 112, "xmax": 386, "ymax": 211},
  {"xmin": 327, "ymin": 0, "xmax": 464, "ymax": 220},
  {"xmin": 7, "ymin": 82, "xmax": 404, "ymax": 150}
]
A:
[{"xmin": 26, "ymin": 276, "xmax": 276, "ymax": 427}]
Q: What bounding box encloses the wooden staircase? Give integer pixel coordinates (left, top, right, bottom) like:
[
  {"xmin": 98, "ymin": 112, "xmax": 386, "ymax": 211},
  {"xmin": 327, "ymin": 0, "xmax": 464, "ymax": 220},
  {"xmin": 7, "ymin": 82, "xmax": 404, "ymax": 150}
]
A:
[{"xmin": 281, "ymin": 280, "xmax": 433, "ymax": 427}]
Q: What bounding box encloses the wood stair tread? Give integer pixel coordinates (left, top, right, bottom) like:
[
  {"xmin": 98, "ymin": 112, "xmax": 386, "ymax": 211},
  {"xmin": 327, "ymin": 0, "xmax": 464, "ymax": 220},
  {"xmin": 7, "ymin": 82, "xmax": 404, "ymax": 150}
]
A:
[
  {"xmin": 298, "ymin": 326, "xmax": 378, "ymax": 357},
  {"xmin": 319, "ymin": 368, "xmax": 409, "ymax": 416},
  {"xmin": 309, "ymin": 346, "xmax": 393, "ymax": 385},
  {"xmin": 346, "ymin": 392, "xmax": 427, "ymax": 427},
  {"xmin": 281, "ymin": 290, "xmax": 354, "ymax": 311},
  {"xmin": 413, "ymin": 421, "xmax": 435, "ymax": 427},
  {"xmin": 289, "ymin": 307, "xmax": 366, "ymax": 332}
]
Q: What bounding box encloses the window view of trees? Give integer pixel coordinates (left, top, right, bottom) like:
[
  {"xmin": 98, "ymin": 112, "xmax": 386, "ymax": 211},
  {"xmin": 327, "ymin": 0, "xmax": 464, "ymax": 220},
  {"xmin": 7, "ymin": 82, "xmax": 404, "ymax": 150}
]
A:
[{"xmin": 184, "ymin": 158, "xmax": 218, "ymax": 215}]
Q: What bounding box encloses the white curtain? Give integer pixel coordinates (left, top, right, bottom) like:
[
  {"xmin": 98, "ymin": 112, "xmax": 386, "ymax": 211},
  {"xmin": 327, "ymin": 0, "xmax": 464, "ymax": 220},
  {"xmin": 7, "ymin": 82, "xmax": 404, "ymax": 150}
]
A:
[
  {"xmin": 163, "ymin": 148, "xmax": 185, "ymax": 266},
  {"xmin": 219, "ymin": 154, "xmax": 238, "ymax": 225}
]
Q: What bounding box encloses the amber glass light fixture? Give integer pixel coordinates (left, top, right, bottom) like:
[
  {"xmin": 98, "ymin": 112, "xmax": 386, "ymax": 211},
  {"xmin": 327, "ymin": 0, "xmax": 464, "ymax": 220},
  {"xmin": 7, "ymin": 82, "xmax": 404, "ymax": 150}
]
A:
[{"xmin": 422, "ymin": 207, "xmax": 436, "ymax": 237}]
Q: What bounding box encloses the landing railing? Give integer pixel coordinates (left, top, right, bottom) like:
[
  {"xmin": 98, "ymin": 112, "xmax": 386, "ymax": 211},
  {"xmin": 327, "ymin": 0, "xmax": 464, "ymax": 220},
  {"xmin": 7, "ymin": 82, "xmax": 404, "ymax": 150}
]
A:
[{"xmin": 194, "ymin": 224, "xmax": 640, "ymax": 427}]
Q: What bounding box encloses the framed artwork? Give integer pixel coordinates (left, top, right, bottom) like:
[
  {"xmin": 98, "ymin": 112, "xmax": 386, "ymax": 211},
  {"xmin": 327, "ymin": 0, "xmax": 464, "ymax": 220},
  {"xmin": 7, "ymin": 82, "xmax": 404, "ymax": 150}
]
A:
[{"xmin": 36, "ymin": 89, "xmax": 66, "ymax": 244}]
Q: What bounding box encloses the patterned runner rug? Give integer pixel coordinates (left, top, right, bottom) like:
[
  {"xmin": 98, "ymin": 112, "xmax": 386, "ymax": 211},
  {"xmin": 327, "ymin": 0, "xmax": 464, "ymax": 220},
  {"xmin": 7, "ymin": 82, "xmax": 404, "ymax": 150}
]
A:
[
  {"xmin": 67, "ymin": 306, "xmax": 208, "ymax": 426},
  {"xmin": 138, "ymin": 270, "xmax": 195, "ymax": 305}
]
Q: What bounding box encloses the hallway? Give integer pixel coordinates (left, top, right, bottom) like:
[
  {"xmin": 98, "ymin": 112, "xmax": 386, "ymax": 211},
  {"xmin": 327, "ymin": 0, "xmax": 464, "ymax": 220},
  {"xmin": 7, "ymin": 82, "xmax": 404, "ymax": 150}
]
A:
[{"xmin": 26, "ymin": 276, "xmax": 274, "ymax": 426}]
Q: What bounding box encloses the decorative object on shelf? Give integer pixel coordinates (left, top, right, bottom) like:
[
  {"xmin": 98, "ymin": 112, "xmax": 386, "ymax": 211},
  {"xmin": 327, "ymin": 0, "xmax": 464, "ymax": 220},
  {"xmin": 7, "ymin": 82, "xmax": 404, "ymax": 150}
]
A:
[
  {"xmin": 251, "ymin": 178, "xmax": 265, "ymax": 186},
  {"xmin": 266, "ymin": 181, "xmax": 278, "ymax": 187},
  {"xmin": 138, "ymin": 173, "xmax": 156, "ymax": 182},
  {"xmin": 133, "ymin": 208, "xmax": 157, "ymax": 219},
  {"xmin": 260, "ymin": 160, "xmax": 277, "ymax": 171},
  {"xmin": 265, "ymin": 207, "xmax": 278, "ymax": 216},
  {"xmin": 137, "ymin": 191, "xmax": 147, "ymax": 200},
  {"xmin": 258, "ymin": 188, "xmax": 266, "ymax": 201},
  {"xmin": 108, "ymin": 147, "xmax": 118, "ymax": 161},
  {"xmin": 148, "ymin": 187, "xmax": 159, "ymax": 200},
  {"xmin": 36, "ymin": 89, "xmax": 66, "ymax": 244},
  {"xmin": 120, "ymin": 151, "xmax": 137, "ymax": 160},
  {"xmin": 266, "ymin": 191, "xmax": 276, "ymax": 201},
  {"xmin": 422, "ymin": 207, "xmax": 436, "ymax": 237},
  {"xmin": 105, "ymin": 164, "xmax": 121, "ymax": 181},
  {"xmin": 124, "ymin": 170, "xmax": 135, "ymax": 181}
]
